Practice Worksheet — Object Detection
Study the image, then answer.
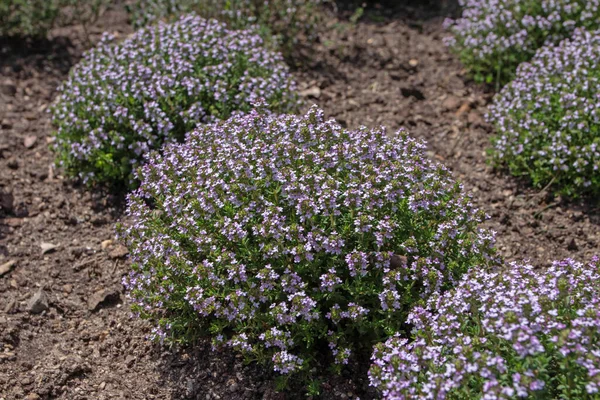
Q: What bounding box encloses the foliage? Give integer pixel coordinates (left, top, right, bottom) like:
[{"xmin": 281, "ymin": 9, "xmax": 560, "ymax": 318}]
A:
[
  {"xmin": 487, "ymin": 29, "xmax": 600, "ymax": 197},
  {"xmin": 126, "ymin": 0, "xmax": 323, "ymax": 57},
  {"xmin": 369, "ymin": 257, "xmax": 600, "ymax": 399},
  {"xmin": 51, "ymin": 15, "xmax": 297, "ymax": 187},
  {"xmin": 0, "ymin": 0, "xmax": 106, "ymax": 38},
  {"xmin": 444, "ymin": 0, "xmax": 600, "ymax": 86},
  {"xmin": 120, "ymin": 106, "xmax": 496, "ymax": 388}
]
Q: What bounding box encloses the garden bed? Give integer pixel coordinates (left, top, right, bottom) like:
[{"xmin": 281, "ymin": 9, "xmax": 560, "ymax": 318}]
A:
[{"xmin": 0, "ymin": 2, "xmax": 598, "ymax": 399}]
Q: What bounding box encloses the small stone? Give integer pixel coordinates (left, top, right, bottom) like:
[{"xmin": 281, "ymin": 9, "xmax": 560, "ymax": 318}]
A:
[
  {"xmin": 63, "ymin": 284, "xmax": 73, "ymax": 294},
  {"xmin": 442, "ymin": 95, "xmax": 461, "ymax": 111},
  {"xmin": 408, "ymin": 58, "xmax": 419, "ymax": 67},
  {"xmin": 108, "ymin": 244, "xmax": 128, "ymax": 259},
  {"xmin": 23, "ymin": 135, "xmax": 38, "ymax": 149},
  {"xmin": 25, "ymin": 393, "xmax": 41, "ymax": 400},
  {"xmin": 300, "ymin": 86, "xmax": 321, "ymax": 99},
  {"xmin": 88, "ymin": 287, "xmax": 121, "ymax": 311},
  {"xmin": 228, "ymin": 382, "xmax": 239, "ymax": 392},
  {"xmin": 41, "ymin": 242, "xmax": 59, "ymax": 254},
  {"xmin": 99, "ymin": 382, "xmax": 106, "ymax": 390},
  {"xmin": 101, "ymin": 239, "xmax": 114, "ymax": 249},
  {"xmin": 7, "ymin": 158, "xmax": 18, "ymax": 169},
  {"xmin": 0, "ymin": 260, "xmax": 16, "ymax": 276},
  {"xmin": 27, "ymin": 289, "xmax": 49, "ymax": 314},
  {"xmin": 4, "ymin": 297, "xmax": 16, "ymax": 313}
]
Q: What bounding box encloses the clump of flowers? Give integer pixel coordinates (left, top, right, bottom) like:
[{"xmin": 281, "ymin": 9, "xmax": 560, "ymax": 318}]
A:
[
  {"xmin": 369, "ymin": 257, "xmax": 600, "ymax": 399},
  {"xmin": 0, "ymin": 0, "xmax": 106, "ymax": 37},
  {"xmin": 487, "ymin": 29, "xmax": 600, "ymax": 197},
  {"xmin": 444, "ymin": 0, "xmax": 600, "ymax": 85},
  {"xmin": 51, "ymin": 15, "xmax": 297, "ymax": 187},
  {"xmin": 127, "ymin": 0, "xmax": 323, "ymax": 57},
  {"xmin": 120, "ymin": 106, "xmax": 496, "ymax": 388}
]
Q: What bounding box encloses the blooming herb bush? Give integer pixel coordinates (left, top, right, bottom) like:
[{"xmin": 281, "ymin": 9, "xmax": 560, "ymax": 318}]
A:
[
  {"xmin": 51, "ymin": 15, "xmax": 297, "ymax": 187},
  {"xmin": 444, "ymin": 0, "xmax": 600, "ymax": 86},
  {"xmin": 120, "ymin": 106, "xmax": 496, "ymax": 389},
  {"xmin": 127, "ymin": 0, "xmax": 323, "ymax": 57},
  {"xmin": 487, "ymin": 29, "xmax": 600, "ymax": 197},
  {"xmin": 369, "ymin": 257, "xmax": 600, "ymax": 399},
  {"xmin": 0, "ymin": 0, "xmax": 106, "ymax": 37}
]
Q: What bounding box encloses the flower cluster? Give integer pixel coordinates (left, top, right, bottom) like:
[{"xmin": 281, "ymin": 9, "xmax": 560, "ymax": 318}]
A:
[
  {"xmin": 444, "ymin": 0, "xmax": 600, "ymax": 85},
  {"xmin": 51, "ymin": 15, "xmax": 297, "ymax": 186},
  {"xmin": 0, "ymin": 0, "xmax": 106, "ymax": 37},
  {"xmin": 120, "ymin": 106, "xmax": 496, "ymax": 386},
  {"xmin": 369, "ymin": 257, "xmax": 600, "ymax": 399},
  {"xmin": 127, "ymin": 0, "xmax": 323, "ymax": 57},
  {"xmin": 487, "ymin": 29, "xmax": 600, "ymax": 197}
]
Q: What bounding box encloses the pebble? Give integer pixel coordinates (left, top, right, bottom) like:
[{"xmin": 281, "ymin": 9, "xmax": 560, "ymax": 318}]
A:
[
  {"xmin": 108, "ymin": 245, "xmax": 128, "ymax": 259},
  {"xmin": 300, "ymin": 86, "xmax": 321, "ymax": 99},
  {"xmin": 40, "ymin": 242, "xmax": 59, "ymax": 255},
  {"xmin": 27, "ymin": 289, "xmax": 49, "ymax": 314},
  {"xmin": 23, "ymin": 135, "xmax": 38, "ymax": 149},
  {"xmin": 88, "ymin": 287, "xmax": 121, "ymax": 311},
  {"xmin": 0, "ymin": 260, "xmax": 16, "ymax": 276}
]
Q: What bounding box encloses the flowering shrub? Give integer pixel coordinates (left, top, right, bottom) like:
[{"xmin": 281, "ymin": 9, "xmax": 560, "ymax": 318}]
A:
[
  {"xmin": 127, "ymin": 0, "xmax": 323, "ymax": 57},
  {"xmin": 369, "ymin": 257, "xmax": 600, "ymax": 399},
  {"xmin": 51, "ymin": 15, "xmax": 297, "ymax": 187},
  {"xmin": 120, "ymin": 106, "xmax": 496, "ymax": 389},
  {"xmin": 444, "ymin": 0, "xmax": 600, "ymax": 85},
  {"xmin": 0, "ymin": 0, "xmax": 106, "ymax": 37},
  {"xmin": 487, "ymin": 29, "xmax": 600, "ymax": 197}
]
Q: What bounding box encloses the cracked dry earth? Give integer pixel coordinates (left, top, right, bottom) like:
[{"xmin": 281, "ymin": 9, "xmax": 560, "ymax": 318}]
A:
[{"xmin": 1, "ymin": 2, "xmax": 599, "ymax": 400}]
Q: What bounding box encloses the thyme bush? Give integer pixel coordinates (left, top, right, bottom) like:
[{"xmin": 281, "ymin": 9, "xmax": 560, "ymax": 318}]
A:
[
  {"xmin": 127, "ymin": 0, "xmax": 323, "ymax": 56},
  {"xmin": 370, "ymin": 257, "xmax": 600, "ymax": 399},
  {"xmin": 487, "ymin": 29, "xmax": 600, "ymax": 197},
  {"xmin": 0, "ymin": 0, "xmax": 106, "ymax": 38},
  {"xmin": 444, "ymin": 0, "xmax": 600, "ymax": 86},
  {"xmin": 120, "ymin": 107, "xmax": 496, "ymax": 389},
  {"xmin": 51, "ymin": 15, "xmax": 297, "ymax": 187}
]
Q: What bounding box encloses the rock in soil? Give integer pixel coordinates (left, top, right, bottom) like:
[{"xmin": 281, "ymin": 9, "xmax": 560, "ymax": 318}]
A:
[
  {"xmin": 23, "ymin": 135, "xmax": 38, "ymax": 148},
  {"xmin": 88, "ymin": 287, "xmax": 121, "ymax": 311},
  {"xmin": 0, "ymin": 260, "xmax": 16, "ymax": 276},
  {"xmin": 40, "ymin": 242, "xmax": 59, "ymax": 255},
  {"xmin": 108, "ymin": 244, "xmax": 128, "ymax": 259},
  {"xmin": 27, "ymin": 289, "xmax": 49, "ymax": 314}
]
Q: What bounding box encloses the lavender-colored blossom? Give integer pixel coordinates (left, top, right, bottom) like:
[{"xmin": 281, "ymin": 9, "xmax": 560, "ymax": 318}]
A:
[
  {"xmin": 121, "ymin": 107, "xmax": 495, "ymax": 378},
  {"xmin": 51, "ymin": 14, "xmax": 297, "ymax": 186},
  {"xmin": 444, "ymin": 0, "xmax": 600, "ymax": 84},
  {"xmin": 369, "ymin": 257, "xmax": 600, "ymax": 399},
  {"xmin": 488, "ymin": 29, "xmax": 600, "ymax": 196}
]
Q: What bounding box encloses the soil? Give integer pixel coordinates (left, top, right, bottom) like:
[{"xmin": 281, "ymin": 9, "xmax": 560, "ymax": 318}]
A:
[{"xmin": 1, "ymin": 1, "xmax": 598, "ymax": 400}]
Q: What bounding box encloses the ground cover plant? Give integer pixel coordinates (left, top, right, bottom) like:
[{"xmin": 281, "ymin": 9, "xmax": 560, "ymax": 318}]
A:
[
  {"xmin": 444, "ymin": 0, "xmax": 600, "ymax": 86},
  {"xmin": 369, "ymin": 256, "xmax": 600, "ymax": 399},
  {"xmin": 120, "ymin": 106, "xmax": 496, "ymax": 392},
  {"xmin": 50, "ymin": 14, "xmax": 297, "ymax": 187},
  {"xmin": 0, "ymin": 0, "xmax": 106, "ymax": 37},
  {"xmin": 487, "ymin": 29, "xmax": 600, "ymax": 197},
  {"xmin": 127, "ymin": 0, "xmax": 323, "ymax": 57}
]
